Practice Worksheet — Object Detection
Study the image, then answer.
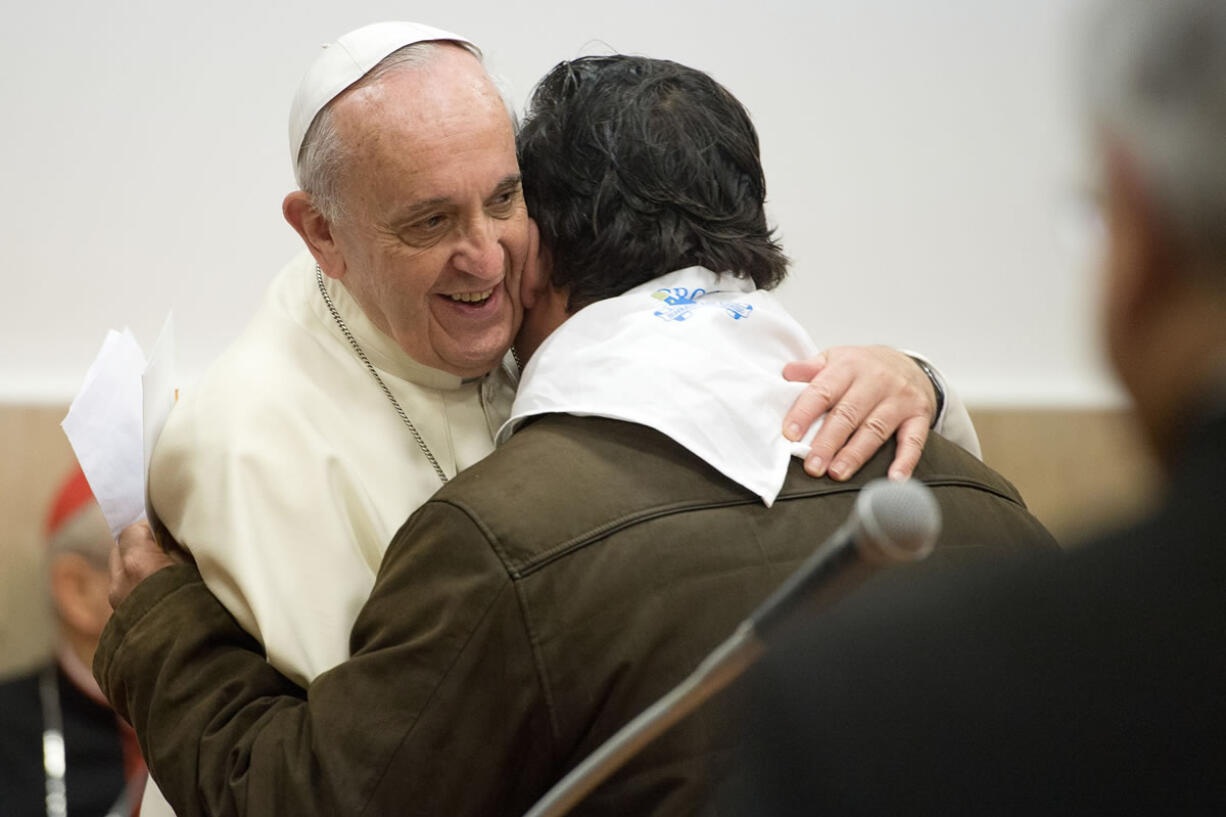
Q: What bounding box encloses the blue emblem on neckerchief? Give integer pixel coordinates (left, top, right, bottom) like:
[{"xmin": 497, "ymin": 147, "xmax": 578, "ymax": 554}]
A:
[{"xmin": 650, "ymin": 287, "xmax": 754, "ymax": 322}]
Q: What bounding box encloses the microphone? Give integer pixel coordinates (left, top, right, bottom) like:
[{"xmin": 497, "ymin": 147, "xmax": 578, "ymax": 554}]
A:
[
  {"xmin": 751, "ymin": 477, "xmax": 940, "ymax": 639},
  {"xmin": 522, "ymin": 478, "xmax": 941, "ymax": 817}
]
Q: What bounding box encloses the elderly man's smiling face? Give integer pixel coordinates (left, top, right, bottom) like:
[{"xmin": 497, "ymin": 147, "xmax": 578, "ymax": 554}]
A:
[{"xmin": 323, "ymin": 46, "xmax": 529, "ymax": 378}]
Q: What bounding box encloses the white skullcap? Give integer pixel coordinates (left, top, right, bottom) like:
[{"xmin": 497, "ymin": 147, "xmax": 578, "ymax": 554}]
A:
[{"xmin": 288, "ymin": 21, "xmax": 481, "ymax": 167}]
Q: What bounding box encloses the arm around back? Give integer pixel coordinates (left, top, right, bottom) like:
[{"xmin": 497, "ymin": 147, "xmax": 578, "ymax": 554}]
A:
[{"xmin": 95, "ymin": 501, "xmax": 553, "ymax": 817}]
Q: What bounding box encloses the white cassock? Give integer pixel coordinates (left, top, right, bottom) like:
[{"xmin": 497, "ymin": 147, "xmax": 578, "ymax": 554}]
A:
[{"xmin": 138, "ymin": 252, "xmax": 515, "ymax": 816}]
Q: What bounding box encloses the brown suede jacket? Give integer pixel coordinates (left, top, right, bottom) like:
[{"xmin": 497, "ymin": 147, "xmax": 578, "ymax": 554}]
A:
[{"xmin": 95, "ymin": 414, "xmax": 1055, "ymax": 817}]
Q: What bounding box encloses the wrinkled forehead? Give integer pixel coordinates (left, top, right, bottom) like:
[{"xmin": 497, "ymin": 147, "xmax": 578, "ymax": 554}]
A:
[
  {"xmin": 338, "ymin": 48, "xmax": 511, "ymax": 151},
  {"xmin": 333, "ymin": 57, "xmax": 519, "ymax": 206}
]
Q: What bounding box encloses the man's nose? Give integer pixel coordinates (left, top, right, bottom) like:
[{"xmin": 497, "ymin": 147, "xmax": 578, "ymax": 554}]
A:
[{"xmin": 453, "ymin": 217, "xmax": 503, "ymax": 280}]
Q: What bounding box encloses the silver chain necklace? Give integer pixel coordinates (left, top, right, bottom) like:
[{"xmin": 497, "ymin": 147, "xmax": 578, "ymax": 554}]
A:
[
  {"xmin": 39, "ymin": 666, "xmax": 132, "ymax": 817},
  {"xmin": 39, "ymin": 667, "xmax": 67, "ymax": 817},
  {"xmin": 316, "ymin": 264, "xmax": 448, "ymax": 485}
]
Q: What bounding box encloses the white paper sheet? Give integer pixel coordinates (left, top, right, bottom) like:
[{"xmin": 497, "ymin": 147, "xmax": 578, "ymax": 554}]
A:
[{"xmin": 61, "ymin": 315, "xmax": 177, "ymax": 538}]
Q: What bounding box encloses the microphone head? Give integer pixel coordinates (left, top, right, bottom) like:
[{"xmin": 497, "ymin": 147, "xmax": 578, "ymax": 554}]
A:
[{"xmin": 853, "ymin": 478, "xmax": 941, "ymax": 564}]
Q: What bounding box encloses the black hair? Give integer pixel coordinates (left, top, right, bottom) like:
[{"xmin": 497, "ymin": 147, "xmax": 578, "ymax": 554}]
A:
[{"xmin": 517, "ymin": 55, "xmax": 788, "ymax": 310}]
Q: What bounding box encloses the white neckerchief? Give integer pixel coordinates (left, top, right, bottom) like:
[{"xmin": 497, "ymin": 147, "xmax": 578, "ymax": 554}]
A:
[{"xmin": 498, "ymin": 267, "xmax": 821, "ymax": 506}]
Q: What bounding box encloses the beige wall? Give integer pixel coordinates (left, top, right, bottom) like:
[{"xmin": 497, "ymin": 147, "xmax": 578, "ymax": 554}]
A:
[
  {"xmin": 1, "ymin": 405, "xmax": 77, "ymax": 678},
  {"xmin": 0, "ymin": 404, "xmax": 1158, "ymax": 679},
  {"xmin": 971, "ymin": 408, "xmax": 1158, "ymax": 542}
]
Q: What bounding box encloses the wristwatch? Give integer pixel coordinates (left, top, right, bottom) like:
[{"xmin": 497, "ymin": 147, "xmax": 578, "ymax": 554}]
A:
[{"xmin": 909, "ymin": 357, "xmax": 946, "ymax": 429}]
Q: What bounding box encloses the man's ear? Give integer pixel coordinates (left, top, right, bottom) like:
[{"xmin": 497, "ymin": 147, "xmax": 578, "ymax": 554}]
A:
[
  {"xmin": 283, "ymin": 191, "xmax": 347, "ymax": 279},
  {"xmin": 521, "ymin": 223, "xmax": 552, "ymax": 310},
  {"xmin": 1102, "ymin": 143, "xmax": 1178, "ymax": 327},
  {"xmin": 49, "ymin": 554, "xmax": 110, "ymax": 639},
  {"xmin": 1100, "ymin": 138, "xmax": 1189, "ymax": 402}
]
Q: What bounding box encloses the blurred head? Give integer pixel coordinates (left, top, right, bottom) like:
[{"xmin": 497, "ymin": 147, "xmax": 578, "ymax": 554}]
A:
[
  {"xmin": 44, "ymin": 468, "xmax": 113, "ymax": 666},
  {"xmin": 1084, "ymin": 0, "xmax": 1226, "ymax": 455},
  {"xmin": 285, "ymin": 30, "xmax": 530, "ymax": 378},
  {"xmin": 516, "ymin": 55, "xmax": 787, "ymax": 322}
]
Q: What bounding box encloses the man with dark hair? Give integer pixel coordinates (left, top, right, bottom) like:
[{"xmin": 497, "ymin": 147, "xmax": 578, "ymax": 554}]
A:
[
  {"xmin": 96, "ymin": 55, "xmax": 1052, "ymax": 817},
  {"xmin": 517, "ymin": 56, "xmax": 787, "ymax": 307},
  {"xmin": 727, "ymin": 0, "xmax": 1226, "ymax": 813}
]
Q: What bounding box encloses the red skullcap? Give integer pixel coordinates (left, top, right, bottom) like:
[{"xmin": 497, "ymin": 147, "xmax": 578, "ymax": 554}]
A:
[{"xmin": 45, "ymin": 465, "xmax": 96, "ymax": 539}]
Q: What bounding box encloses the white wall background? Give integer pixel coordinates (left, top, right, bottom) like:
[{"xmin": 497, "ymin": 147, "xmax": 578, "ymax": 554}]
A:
[{"xmin": 1, "ymin": 0, "xmax": 1116, "ymax": 407}]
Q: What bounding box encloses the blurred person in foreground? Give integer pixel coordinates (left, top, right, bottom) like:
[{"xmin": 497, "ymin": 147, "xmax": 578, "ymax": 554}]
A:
[
  {"xmin": 95, "ymin": 55, "xmax": 1054, "ymax": 817},
  {"xmin": 0, "ymin": 468, "xmax": 146, "ymax": 817},
  {"xmin": 728, "ymin": 0, "xmax": 1226, "ymax": 812}
]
